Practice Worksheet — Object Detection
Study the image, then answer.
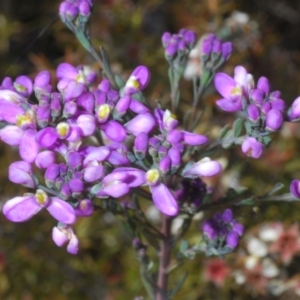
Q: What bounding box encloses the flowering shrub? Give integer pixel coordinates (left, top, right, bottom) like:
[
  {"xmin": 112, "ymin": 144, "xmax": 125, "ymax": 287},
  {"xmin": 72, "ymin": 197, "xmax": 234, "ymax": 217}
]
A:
[{"xmin": 1, "ymin": 1, "xmax": 300, "ymax": 299}]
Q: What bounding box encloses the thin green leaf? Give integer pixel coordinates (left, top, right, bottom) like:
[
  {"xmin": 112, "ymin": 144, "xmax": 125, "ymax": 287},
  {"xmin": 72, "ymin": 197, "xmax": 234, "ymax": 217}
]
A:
[
  {"xmin": 168, "ymin": 271, "xmax": 188, "ymax": 299},
  {"xmin": 265, "ymin": 183, "xmax": 285, "ymax": 196}
]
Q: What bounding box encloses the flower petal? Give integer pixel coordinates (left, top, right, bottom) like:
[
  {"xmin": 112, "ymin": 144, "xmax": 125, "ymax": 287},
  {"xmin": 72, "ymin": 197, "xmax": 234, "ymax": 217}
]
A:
[
  {"xmin": 214, "ymin": 73, "xmax": 236, "ymax": 98},
  {"xmin": 9, "ymin": 161, "xmax": 35, "ymax": 188},
  {"xmin": 20, "ymin": 129, "xmax": 40, "ymax": 163},
  {"xmin": 233, "ymin": 66, "xmax": 247, "ymax": 86},
  {"xmin": 0, "ymin": 125, "xmax": 23, "ymax": 145},
  {"xmin": 0, "ymin": 99, "xmax": 25, "ymax": 123},
  {"xmin": 101, "ymin": 120, "xmax": 126, "ymax": 142},
  {"xmin": 112, "ymin": 167, "xmax": 146, "ymax": 187},
  {"xmin": 47, "ymin": 197, "xmax": 76, "ymax": 224},
  {"xmin": 56, "ymin": 63, "xmax": 78, "ymax": 80},
  {"xmin": 216, "ymin": 98, "xmax": 242, "ymax": 112},
  {"xmin": 181, "ymin": 131, "xmax": 208, "ymax": 146},
  {"xmin": 3, "ymin": 196, "xmax": 41, "ymax": 222},
  {"xmin": 150, "ymin": 183, "xmax": 178, "ymax": 216},
  {"xmin": 183, "ymin": 158, "xmax": 222, "ymax": 177},
  {"xmin": 124, "ymin": 113, "xmax": 156, "ymax": 136}
]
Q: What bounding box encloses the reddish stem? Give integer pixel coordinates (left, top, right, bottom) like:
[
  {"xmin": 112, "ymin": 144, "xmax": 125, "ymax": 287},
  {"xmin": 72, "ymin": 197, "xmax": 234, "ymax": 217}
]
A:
[{"xmin": 156, "ymin": 215, "xmax": 172, "ymax": 300}]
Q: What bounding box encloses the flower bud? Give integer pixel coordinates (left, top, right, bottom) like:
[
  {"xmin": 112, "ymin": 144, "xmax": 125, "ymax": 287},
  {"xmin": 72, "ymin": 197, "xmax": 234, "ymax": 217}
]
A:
[
  {"xmin": 265, "ymin": 109, "xmax": 283, "ymax": 131},
  {"xmin": 241, "ymin": 137, "xmax": 263, "ymax": 159}
]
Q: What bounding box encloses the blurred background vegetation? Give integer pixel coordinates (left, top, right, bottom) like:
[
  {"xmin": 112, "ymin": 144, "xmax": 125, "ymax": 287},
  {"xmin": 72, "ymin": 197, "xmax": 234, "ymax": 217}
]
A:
[{"xmin": 1, "ymin": 0, "xmax": 300, "ymax": 299}]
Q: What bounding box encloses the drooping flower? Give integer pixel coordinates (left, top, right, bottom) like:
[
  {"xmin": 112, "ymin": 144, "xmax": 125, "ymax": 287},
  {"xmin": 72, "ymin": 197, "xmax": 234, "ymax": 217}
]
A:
[{"xmin": 52, "ymin": 223, "xmax": 79, "ymax": 254}]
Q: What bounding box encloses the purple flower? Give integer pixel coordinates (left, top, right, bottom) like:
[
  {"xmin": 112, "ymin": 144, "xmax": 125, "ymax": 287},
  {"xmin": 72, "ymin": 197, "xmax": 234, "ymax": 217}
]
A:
[
  {"xmin": 226, "ymin": 231, "xmax": 239, "ymax": 248},
  {"xmin": 288, "ymin": 96, "xmax": 300, "ymax": 121},
  {"xmin": 181, "ymin": 131, "xmax": 208, "ymax": 146},
  {"xmin": 56, "ymin": 63, "xmax": 88, "ymax": 100},
  {"xmin": 290, "ymin": 179, "xmax": 300, "ymax": 199},
  {"xmin": 19, "ymin": 129, "xmax": 40, "ymax": 163},
  {"xmin": 201, "ymin": 34, "xmax": 214, "ymax": 56},
  {"xmin": 34, "ymin": 70, "xmax": 52, "ymax": 94},
  {"xmin": 13, "ymin": 76, "xmax": 33, "ymax": 98},
  {"xmin": 250, "ymin": 89, "xmax": 265, "ymax": 106},
  {"xmin": 101, "ymin": 120, "xmax": 126, "ymax": 142},
  {"xmin": 52, "ymin": 223, "xmax": 79, "ymax": 254},
  {"xmin": 75, "ymin": 199, "xmax": 93, "ymax": 217},
  {"xmin": 134, "ymin": 132, "xmax": 148, "ymax": 159},
  {"xmin": 202, "ymin": 208, "xmax": 243, "ymax": 252},
  {"xmin": 182, "ymin": 157, "xmax": 222, "ymax": 177},
  {"xmin": 3, "ymin": 189, "xmax": 76, "ymax": 224},
  {"xmin": 114, "ymin": 95, "xmax": 131, "ymax": 117},
  {"xmin": 241, "ymin": 137, "xmax": 263, "ymax": 159},
  {"xmin": 202, "ymin": 219, "xmax": 218, "ymax": 240},
  {"xmin": 162, "ymin": 32, "xmax": 171, "ymax": 47},
  {"xmin": 35, "ymin": 151, "xmax": 56, "ymax": 169},
  {"xmin": 247, "ymin": 104, "xmax": 260, "ymax": 122},
  {"xmin": 257, "ymin": 76, "xmax": 270, "ymax": 94},
  {"xmin": 124, "ymin": 66, "xmax": 151, "ymax": 95},
  {"xmin": 76, "ymin": 114, "xmax": 96, "ymax": 136},
  {"xmin": 265, "ymin": 109, "xmax": 283, "ymax": 131},
  {"xmin": 109, "ymin": 167, "xmax": 179, "ymax": 216},
  {"xmin": 149, "ymin": 181, "xmax": 178, "ymax": 216},
  {"xmin": 95, "ymin": 171, "xmax": 130, "ymax": 198},
  {"xmin": 77, "ymin": 92, "xmax": 95, "ymax": 113},
  {"xmin": 124, "ymin": 113, "xmax": 156, "ymax": 136},
  {"xmin": 36, "ymin": 127, "xmax": 58, "ymax": 148},
  {"xmin": 221, "ymin": 42, "xmax": 232, "ymax": 60},
  {"xmin": 0, "ymin": 98, "xmax": 25, "ymax": 124},
  {"xmin": 107, "ymin": 143, "xmax": 130, "ymax": 166},
  {"xmin": 59, "ymin": 2, "xmax": 78, "ymax": 21},
  {"xmin": 214, "ymin": 66, "xmax": 253, "ymax": 112},
  {"xmin": 9, "ymin": 161, "xmax": 36, "ymax": 188},
  {"xmin": 0, "ymin": 125, "xmax": 23, "ymax": 145}
]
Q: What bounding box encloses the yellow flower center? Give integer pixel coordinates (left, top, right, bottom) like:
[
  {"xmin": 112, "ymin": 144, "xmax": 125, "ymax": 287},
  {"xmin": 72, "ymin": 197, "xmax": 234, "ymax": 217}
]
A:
[
  {"xmin": 97, "ymin": 104, "xmax": 111, "ymax": 120},
  {"xmin": 14, "ymin": 83, "xmax": 27, "ymax": 93},
  {"xmin": 56, "ymin": 122, "xmax": 70, "ymax": 138},
  {"xmin": 16, "ymin": 114, "xmax": 32, "ymax": 127},
  {"xmin": 35, "ymin": 189, "xmax": 48, "ymax": 206},
  {"xmin": 127, "ymin": 76, "xmax": 140, "ymax": 89},
  {"xmin": 146, "ymin": 169, "xmax": 160, "ymax": 185},
  {"xmin": 230, "ymin": 85, "xmax": 242, "ymax": 96},
  {"xmin": 75, "ymin": 71, "xmax": 85, "ymax": 83}
]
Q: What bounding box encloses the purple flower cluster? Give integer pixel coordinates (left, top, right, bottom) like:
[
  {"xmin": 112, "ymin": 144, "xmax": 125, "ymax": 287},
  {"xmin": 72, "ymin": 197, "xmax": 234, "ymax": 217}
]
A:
[
  {"xmin": 0, "ymin": 61, "xmax": 223, "ymax": 253},
  {"xmin": 214, "ymin": 66, "xmax": 285, "ymax": 158},
  {"xmin": 202, "ymin": 208, "xmax": 244, "ymax": 255},
  {"xmin": 201, "ymin": 33, "xmax": 232, "ymax": 62},
  {"xmin": 162, "ymin": 29, "xmax": 196, "ymax": 60},
  {"xmin": 59, "ymin": 0, "xmax": 93, "ymax": 23}
]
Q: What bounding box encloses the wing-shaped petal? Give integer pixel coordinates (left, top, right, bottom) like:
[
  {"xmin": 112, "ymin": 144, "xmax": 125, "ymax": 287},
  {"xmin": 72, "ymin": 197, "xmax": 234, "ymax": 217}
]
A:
[
  {"xmin": 47, "ymin": 197, "xmax": 76, "ymax": 224},
  {"xmin": 150, "ymin": 183, "xmax": 178, "ymax": 216},
  {"xmin": 3, "ymin": 196, "xmax": 41, "ymax": 222}
]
